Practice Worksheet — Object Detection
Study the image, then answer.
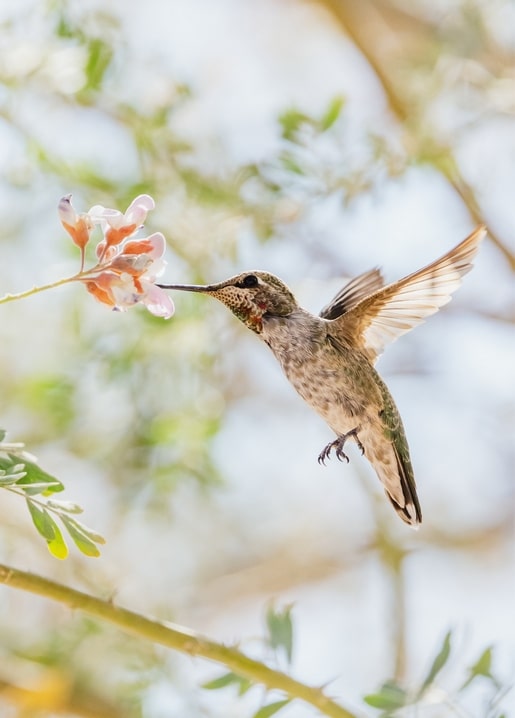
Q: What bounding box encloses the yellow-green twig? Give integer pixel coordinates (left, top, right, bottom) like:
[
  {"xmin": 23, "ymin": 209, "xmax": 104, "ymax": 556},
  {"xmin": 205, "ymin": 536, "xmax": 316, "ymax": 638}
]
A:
[
  {"xmin": 0, "ymin": 564, "xmax": 361, "ymax": 718},
  {"xmin": 0, "ymin": 275, "xmax": 79, "ymax": 305}
]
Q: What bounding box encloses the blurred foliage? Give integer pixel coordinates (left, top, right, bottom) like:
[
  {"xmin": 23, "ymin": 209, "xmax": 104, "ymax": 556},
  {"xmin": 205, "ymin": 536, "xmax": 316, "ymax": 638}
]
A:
[
  {"xmin": 0, "ymin": 613, "xmax": 169, "ymax": 718},
  {"xmin": 364, "ymin": 631, "xmax": 508, "ymax": 717},
  {"xmin": 0, "ymin": 0, "xmax": 513, "ymax": 717}
]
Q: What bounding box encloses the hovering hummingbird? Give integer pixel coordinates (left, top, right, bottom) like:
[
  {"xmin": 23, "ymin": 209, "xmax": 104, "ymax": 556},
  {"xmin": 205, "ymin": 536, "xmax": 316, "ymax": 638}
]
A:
[{"xmin": 159, "ymin": 226, "xmax": 486, "ymax": 526}]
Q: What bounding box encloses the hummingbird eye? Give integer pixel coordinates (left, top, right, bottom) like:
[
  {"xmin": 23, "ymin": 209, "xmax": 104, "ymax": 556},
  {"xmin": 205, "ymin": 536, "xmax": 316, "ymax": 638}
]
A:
[{"xmin": 240, "ymin": 274, "xmax": 258, "ymax": 288}]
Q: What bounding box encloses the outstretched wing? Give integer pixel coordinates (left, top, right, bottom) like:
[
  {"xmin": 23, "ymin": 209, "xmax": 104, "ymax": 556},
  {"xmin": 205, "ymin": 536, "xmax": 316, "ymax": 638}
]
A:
[
  {"xmin": 319, "ymin": 269, "xmax": 384, "ymax": 320},
  {"xmin": 329, "ymin": 226, "xmax": 486, "ymax": 362}
]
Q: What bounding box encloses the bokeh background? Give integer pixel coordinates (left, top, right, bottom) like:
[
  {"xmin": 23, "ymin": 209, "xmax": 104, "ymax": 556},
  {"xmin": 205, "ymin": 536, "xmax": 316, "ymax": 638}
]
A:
[{"xmin": 0, "ymin": 1, "xmax": 514, "ymax": 716}]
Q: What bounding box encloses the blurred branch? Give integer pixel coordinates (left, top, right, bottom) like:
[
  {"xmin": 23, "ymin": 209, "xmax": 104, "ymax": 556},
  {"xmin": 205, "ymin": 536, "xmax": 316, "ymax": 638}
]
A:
[
  {"xmin": 366, "ymin": 495, "xmax": 409, "ymax": 684},
  {"xmin": 316, "ymin": 0, "xmax": 515, "ymax": 271},
  {"xmin": 0, "ymin": 564, "xmax": 362, "ymax": 718}
]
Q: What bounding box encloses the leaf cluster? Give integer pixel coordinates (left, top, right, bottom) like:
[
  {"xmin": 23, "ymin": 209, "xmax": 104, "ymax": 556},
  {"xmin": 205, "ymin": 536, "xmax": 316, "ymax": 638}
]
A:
[
  {"xmin": 364, "ymin": 631, "xmax": 509, "ymax": 717},
  {"xmin": 0, "ymin": 430, "xmax": 105, "ymax": 559},
  {"xmin": 202, "ymin": 603, "xmax": 295, "ymax": 718}
]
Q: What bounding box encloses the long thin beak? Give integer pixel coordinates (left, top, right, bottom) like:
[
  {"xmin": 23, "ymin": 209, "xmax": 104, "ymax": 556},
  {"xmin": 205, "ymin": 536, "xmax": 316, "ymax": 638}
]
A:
[{"xmin": 156, "ymin": 283, "xmax": 213, "ymax": 293}]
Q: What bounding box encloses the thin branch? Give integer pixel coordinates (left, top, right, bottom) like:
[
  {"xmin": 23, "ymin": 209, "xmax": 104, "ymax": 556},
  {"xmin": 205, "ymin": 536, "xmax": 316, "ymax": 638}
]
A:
[
  {"xmin": 0, "ymin": 564, "xmax": 362, "ymax": 718},
  {"xmin": 316, "ymin": 0, "xmax": 515, "ymax": 271},
  {"xmin": 391, "ymin": 560, "xmax": 406, "ymax": 683},
  {"xmin": 0, "ymin": 274, "xmax": 80, "ymax": 305}
]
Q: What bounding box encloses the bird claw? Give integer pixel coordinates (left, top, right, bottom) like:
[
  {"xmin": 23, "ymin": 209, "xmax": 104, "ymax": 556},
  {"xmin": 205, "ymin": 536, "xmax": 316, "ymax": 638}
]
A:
[{"xmin": 318, "ymin": 428, "xmax": 363, "ymax": 466}]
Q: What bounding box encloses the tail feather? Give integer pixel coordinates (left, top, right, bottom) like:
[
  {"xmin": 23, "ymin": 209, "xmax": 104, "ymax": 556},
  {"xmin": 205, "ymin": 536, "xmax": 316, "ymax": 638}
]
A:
[{"xmin": 385, "ymin": 442, "xmax": 422, "ymax": 526}]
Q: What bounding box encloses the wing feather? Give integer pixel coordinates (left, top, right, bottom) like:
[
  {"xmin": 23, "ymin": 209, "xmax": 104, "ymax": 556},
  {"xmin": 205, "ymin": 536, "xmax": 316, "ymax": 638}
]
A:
[
  {"xmin": 319, "ymin": 268, "xmax": 384, "ymax": 320},
  {"xmin": 328, "ymin": 226, "xmax": 486, "ymax": 361}
]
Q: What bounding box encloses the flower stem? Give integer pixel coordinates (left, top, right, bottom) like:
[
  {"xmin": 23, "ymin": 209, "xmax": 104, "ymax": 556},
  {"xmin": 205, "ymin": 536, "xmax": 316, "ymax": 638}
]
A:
[
  {"xmin": 0, "ymin": 274, "xmax": 81, "ymax": 305},
  {"xmin": 0, "ymin": 563, "xmax": 361, "ymax": 718},
  {"xmin": 0, "ymin": 263, "xmax": 110, "ymax": 306}
]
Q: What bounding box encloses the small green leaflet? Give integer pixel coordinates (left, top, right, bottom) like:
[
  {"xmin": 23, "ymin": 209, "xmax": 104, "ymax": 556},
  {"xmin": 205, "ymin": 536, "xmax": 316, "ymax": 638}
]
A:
[
  {"xmin": 60, "ymin": 516, "xmax": 105, "ymax": 557},
  {"xmin": 320, "ymin": 96, "xmax": 345, "ymax": 131},
  {"xmin": 253, "ymin": 698, "xmax": 291, "ymax": 718},
  {"xmin": 279, "ymin": 108, "xmax": 311, "ymax": 141},
  {"xmin": 203, "ymin": 671, "xmax": 252, "ymax": 696},
  {"xmin": 418, "ymin": 630, "xmax": 452, "ymax": 696},
  {"xmin": 461, "ymin": 646, "xmax": 499, "ymax": 690},
  {"xmin": 83, "ymin": 37, "xmax": 113, "ymax": 93},
  {"xmin": 25, "ymin": 500, "xmax": 105, "ymax": 560},
  {"xmin": 0, "ymin": 454, "xmax": 64, "ymax": 496},
  {"xmin": 26, "ymin": 499, "xmax": 69, "ymax": 559},
  {"xmin": 0, "ymin": 462, "xmax": 26, "ymax": 484},
  {"xmin": 46, "ymin": 499, "xmax": 84, "ymax": 514},
  {"xmin": 0, "ymin": 456, "xmax": 27, "ymax": 485},
  {"xmin": 266, "ymin": 603, "xmax": 294, "ymax": 665},
  {"xmin": 364, "ymin": 681, "xmax": 407, "ymax": 711},
  {"xmin": 278, "ymin": 96, "xmax": 345, "ymax": 140}
]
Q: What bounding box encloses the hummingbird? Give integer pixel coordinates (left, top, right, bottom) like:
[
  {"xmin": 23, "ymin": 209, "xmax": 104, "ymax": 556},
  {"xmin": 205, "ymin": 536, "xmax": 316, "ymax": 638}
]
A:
[{"xmin": 158, "ymin": 226, "xmax": 486, "ymax": 526}]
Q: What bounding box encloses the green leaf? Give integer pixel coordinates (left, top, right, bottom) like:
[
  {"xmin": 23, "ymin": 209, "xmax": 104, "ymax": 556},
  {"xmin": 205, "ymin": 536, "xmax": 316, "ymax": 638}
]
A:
[
  {"xmin": 11, "ymin": 455, "xmax": 64, "ymax": 496},
  {"xmin": 83, "ymin": 38, "xmax": 113, "ymax": 92},
  {"xmin": 280, "ymin": 153, "xmax": 304, "ymax": 175},
  {"xmin": 461, "ymin": 646, "xmax": 497, "ymax": 690},
  {"xmin": 61, "ymin": 516, "xmax": 105, "ymax": 545},
  {"xmin": 0, "ymin": 456, "xmax": 27, "ymax": 483},
  {"xmin": 279, "ymin": 108, "xmax": 312, "ymax": 140},
  {"xmin": 319, "ymin": 96, "xmax": 345, "ymax": 131},
  {"xmin": 203, "ymin": 672, "xmax": 252, "ymax": 695},
  {"xmin": 47, "ymin": 521, "xmax": 69, "ymax": 560},
  {"xmin": 0, "ymin": 474, "xmax": 21, "ymax": 486},
  {"xmin": 60, "ymin": 516, "xmax": 104, "ymax": 557},
  {"xmin": 0, "ymin": 465, "xmax": 26, "ymax": 485},
  {"xmin": 26, "ymin": 500, "xmax": 69, "ymax": 559},
  {"xmin": 364, "ymin": 681, "xmax": 407, "ymax": 710},
  {"xmin": 46, "ymin": 500, "xmax": 84, "ymax": 514},
  {"xmin": 266, "ymin": 603, "xmax": 294, "ymax": 664},
  {"xmin": 0, "ymin": 428, "xmax": 6, "ymax": 442},
  {"xmin": 253, "ymin": 699, "xmax": 291, "ymax": 718},
  {"xmin": 27, "ymin": 500, "xmax": 58, "ymax": 540},
  {"xmin": 419, "ymin": 630, "xmax": 452, "ymax": 694}
]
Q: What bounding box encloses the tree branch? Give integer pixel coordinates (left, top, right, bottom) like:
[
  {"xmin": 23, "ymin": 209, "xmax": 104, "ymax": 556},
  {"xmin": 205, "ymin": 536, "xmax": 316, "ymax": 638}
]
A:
[
  {"xmin": 316, "ymin": 0, "xmax": 515, "ymax": 271},
  {"xmin": 0, "ymin": 564, "xmax": 362, "ymax": 718}
]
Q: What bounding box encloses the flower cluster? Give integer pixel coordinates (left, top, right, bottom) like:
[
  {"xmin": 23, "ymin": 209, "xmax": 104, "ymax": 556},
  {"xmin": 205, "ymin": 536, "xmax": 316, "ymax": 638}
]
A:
[{"xmin": 58, "ymin": 194, "xmax": 174, "ymax": 318}]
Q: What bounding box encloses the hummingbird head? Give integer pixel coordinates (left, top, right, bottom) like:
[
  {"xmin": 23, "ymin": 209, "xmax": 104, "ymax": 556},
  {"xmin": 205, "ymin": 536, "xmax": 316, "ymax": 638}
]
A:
[{"xmin": 158, "ymin": 271, "xmax": 297, "ymax": 333}]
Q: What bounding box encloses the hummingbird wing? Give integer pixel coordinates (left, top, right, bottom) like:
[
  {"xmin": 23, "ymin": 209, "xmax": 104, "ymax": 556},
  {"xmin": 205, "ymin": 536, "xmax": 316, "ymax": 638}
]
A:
[
  {"xmin": 319, "ymin": 269, "xmax": 384, "ymax": 320},
  {"xmin": 329, "ymin": 226, "xmax": 486, "ymax": 362}
]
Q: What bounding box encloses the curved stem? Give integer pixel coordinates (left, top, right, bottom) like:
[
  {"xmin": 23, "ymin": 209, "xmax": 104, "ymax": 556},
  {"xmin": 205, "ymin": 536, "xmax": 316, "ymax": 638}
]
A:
[
  {"xmin": 0, "ymin": 262, "xmax": 110, "ymax": 306},
  {"xmin": 0, "ymin": 274, "xmax": 80, "ymax": 305},
  {"xmin": 0, "ymin": 564, "xmax": 362, "ymax": 718}
]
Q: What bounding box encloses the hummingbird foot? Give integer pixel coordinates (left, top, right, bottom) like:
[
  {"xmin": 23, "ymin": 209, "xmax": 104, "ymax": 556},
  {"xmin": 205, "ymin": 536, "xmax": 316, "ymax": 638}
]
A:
[{"xmin": 317, "ymin": 428, "xmax": 364, "ymax": 466}]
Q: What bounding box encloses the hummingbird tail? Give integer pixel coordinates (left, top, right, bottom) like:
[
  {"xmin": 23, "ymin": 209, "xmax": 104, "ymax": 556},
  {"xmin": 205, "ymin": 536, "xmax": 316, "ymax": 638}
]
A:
[{"xmin": 385, "ymin": 443, "xmax": 422, "ymax": 527}]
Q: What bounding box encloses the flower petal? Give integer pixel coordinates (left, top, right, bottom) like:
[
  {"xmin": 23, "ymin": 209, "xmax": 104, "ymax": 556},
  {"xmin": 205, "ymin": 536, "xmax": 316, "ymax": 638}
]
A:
[
  {"xmin": 58, "ymin": 195, "xmax": 77, "ymax": 225},
  {"xmin": 110, "ymin": 254, "xmax": 152, "ymax": 275},
  {"xmin": 59, "ymin": 196, "xmax": 92, "ymax": 249},
  {"xmin": 85, "ymin": 276, "xmax": 116, "ymax": 307},
  {"xmin": 144, "ymin": 257, "xmax": 167, "ymax": 279},
  {"xmin": 140, "ymin": 281, "xmax": 175, "ymax": 318},
  {"xmin": 121, "ymin": 238, "xmax": 155, "ymax": 255},
  {"xmin": 111, "ymin": 278, "xmax": 140, "ymax": 308},
  {"xmin": 124, "ymin": 194, "xmax": 155, "ymax": 225},
  {"xmin": 144, "ymin": 231, "xmax": 166, "ymax": 260},
  {"xmin": 88, "ymin": 204, "xmax": 128, "ymax": 234},
  {"xmin": 105, "ymin": 224, "xmax": 138, "ymax": 246}
]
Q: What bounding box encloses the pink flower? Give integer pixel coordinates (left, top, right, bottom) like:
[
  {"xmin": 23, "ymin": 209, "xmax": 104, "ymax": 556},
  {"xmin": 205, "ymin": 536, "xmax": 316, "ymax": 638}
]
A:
[
  {"xmin": 89, "ymin": 195, "xmax": 155, "ymax": 249},
  {"xmin": 84, "ymin": 232, "xmax": 174, "ymax": 318},
  {"xmin": 58, "ymin": 193, "xmax": 174, "ymax": 318}
]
